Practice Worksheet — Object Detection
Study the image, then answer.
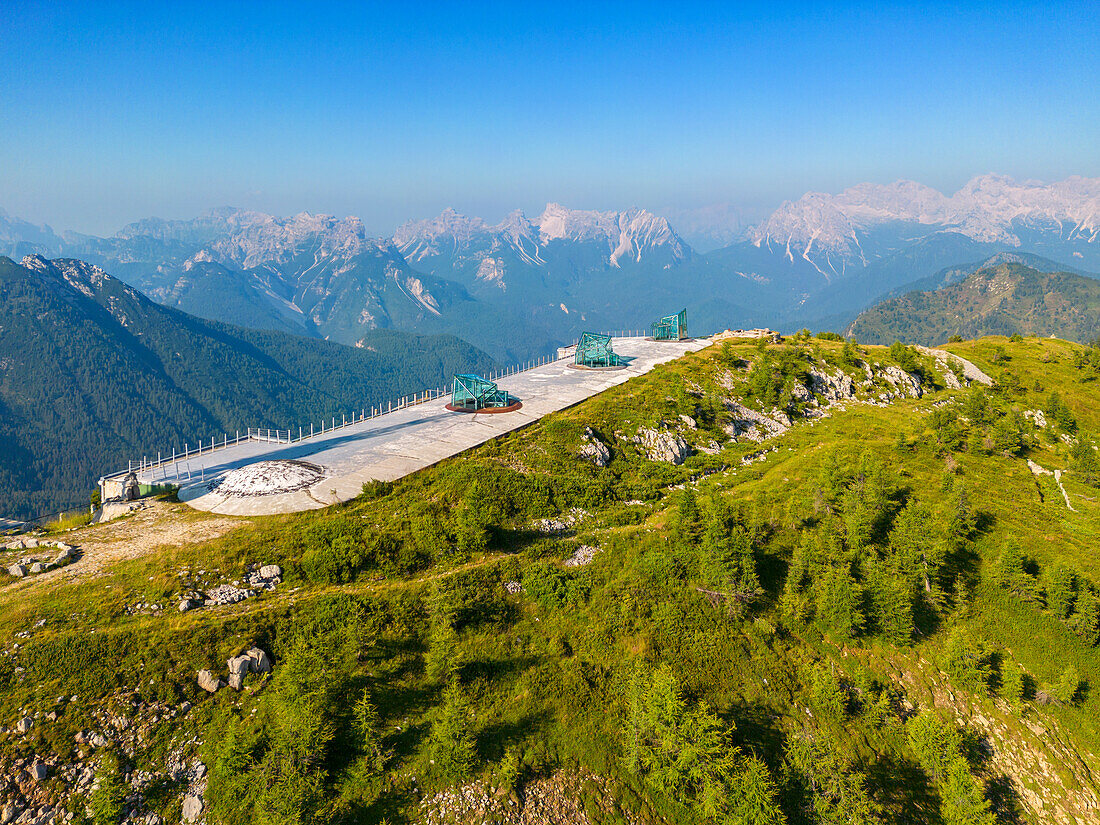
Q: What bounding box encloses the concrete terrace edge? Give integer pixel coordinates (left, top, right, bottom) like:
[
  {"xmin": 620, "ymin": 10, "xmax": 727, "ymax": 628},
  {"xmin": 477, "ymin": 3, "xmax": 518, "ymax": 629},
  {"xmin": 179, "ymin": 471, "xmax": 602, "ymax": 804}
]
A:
[{"xmin": 159, "ymin": 337, "xmax": 712, "ymax": 516}]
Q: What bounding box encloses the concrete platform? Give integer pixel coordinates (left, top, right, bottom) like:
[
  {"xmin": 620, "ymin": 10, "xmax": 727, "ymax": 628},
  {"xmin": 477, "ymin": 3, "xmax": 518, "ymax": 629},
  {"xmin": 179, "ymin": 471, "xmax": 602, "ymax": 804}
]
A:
[{"xmin": 140, "ymin": 337, "xmax": 710, "ymax": 516}]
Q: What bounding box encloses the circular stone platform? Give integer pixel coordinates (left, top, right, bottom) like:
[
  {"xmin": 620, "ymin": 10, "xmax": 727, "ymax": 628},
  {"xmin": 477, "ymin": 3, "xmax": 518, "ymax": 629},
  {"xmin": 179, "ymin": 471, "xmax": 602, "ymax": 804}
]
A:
[
  {"xmin": 566, "ymin": 363, "xmax": 628, "ymax": 371},
  {"xmin": 445, "ymin": 400, "xmax": 523, "ymax": 414},
  {"xmin": 200, "ymin": 459, "xmax": 326, "ymax": 498}
]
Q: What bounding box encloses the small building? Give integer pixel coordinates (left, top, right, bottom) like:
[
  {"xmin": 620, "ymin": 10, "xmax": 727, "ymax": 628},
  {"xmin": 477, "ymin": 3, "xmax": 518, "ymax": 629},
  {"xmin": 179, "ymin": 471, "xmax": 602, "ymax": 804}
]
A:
[
  {"xmin": 652, "ymin": 309, "xmax": 688, "ymax": 341},
  {"xmin": 575, "ymin": 332, "xmax": 622, "ymax": 368},
  {"xmin": 449, "ymin": 374, "xmax": 515, "ymax": 411}
]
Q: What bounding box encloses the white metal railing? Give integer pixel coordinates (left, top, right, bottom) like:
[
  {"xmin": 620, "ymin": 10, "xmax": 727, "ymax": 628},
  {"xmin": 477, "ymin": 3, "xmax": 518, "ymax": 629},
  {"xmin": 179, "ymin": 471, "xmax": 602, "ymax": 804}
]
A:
[{"xmin": 102, "ymin": 338, "xmax": 649, "ymax": 485}]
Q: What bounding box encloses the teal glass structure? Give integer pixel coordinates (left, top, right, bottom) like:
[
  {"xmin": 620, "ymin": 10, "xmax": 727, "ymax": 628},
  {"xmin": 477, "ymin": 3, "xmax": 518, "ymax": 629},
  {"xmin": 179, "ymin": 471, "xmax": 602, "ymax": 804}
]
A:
[
  {"xmin": 575, "ymin": 332, "xmax": 622, "ymax": 367},
  {"xmin": 450, "ymin": 374, "xmax": 512, "ymax": 410},
  {"xmin": 652, "ymin": 309, "xmax": 688, "ymax": 341}
]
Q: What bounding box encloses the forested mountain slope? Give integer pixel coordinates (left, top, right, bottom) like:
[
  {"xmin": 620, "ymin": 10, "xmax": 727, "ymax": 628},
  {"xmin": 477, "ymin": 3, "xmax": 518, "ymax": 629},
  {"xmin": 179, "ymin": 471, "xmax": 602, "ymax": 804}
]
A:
[
  {"xmin": 848, "ymin": 263, "xmax": 1100, "ymax": 345},
  {"xmin": 0, "ymin": 255, "xmax": 494, "ymax": 518},
  {"xmin": 5, "ymin": 334, "xmax": 1100, "ymax": 824}
]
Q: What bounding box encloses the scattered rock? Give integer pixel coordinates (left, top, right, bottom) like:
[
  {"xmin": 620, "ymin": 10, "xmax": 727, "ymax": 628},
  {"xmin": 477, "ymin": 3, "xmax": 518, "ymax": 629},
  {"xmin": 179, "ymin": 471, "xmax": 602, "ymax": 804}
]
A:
[
  {"xmin": 178, "ymin": 598, "xmax": 197, "ymax": 612},
  {"xmin": 29, "ymin": 761, "xmax": 47, "ymax": 781},
  {"xmin": 634, "ymin": 427, "xmax": 691, "ymax": 464},
  {"xmin": 579, "ymin": 427, "xmax": 612, "ymax": 467},
  {"xmin": 503, "ymin": 581, "xmax": 523, "ymax": 594},
  {"xmin": 225, "ymin": 647, "xmax": 273, "ymax": 690},
  {"xmin": 535, "ymin": 509, "xmax": 588, "ymax": 534},
  {"xmin": 15, "ymin": 716, "xmax": 32, "ymax": 734},
  {"xmin": 808, "ymin": 367, "xmax": 855, "ymax": 402},
  {"xmin": 564, "ymin": 545, "xmax": 599, "ymax": 568},
  {"xmin": 203, "ymin": 584, "xmax": 251, "ymax": 606},
  {"xmin": 7, "ymin": 564, "xmax": 27, "ymax": 578},
  {"xmin": 258, "ymin": 564, "xmax": 281, "ymax": 579},
  {"xmin": 1024, "ymin": 409, "xmax": 1048, "ymax": 428},
  {"xmin": 723, "ymin": 401, "xmax": 789, "ymax": 442},
  {"xmin": 197, "ymin": 670, "xmax": 223, "ymax": 693},
  {"xmin": 678, "ymin": 414, "xmax": 697, "ymax": 429},
  {"xmin": 882, "ymin": 365, "xmax": 924, "ymax": 398}
]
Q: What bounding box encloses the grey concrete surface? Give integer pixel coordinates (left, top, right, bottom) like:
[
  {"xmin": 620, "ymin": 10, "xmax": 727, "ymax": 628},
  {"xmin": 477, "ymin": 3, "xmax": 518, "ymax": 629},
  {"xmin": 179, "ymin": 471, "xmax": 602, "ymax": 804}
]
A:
[{"xmin": 140, "ymin": 337, "xmax": 710, "ymax": 516}]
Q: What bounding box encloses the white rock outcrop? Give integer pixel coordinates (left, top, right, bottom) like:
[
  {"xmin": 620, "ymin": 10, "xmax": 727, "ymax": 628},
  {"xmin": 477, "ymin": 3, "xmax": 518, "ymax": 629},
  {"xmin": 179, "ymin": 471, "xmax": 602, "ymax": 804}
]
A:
[
  {"xmin": 635, "ymin": 428, "xmax": 691, "ymax": 465},
  {"xmin": 579, "ymin": 427, "xmax": 611, "ymax": 467}
]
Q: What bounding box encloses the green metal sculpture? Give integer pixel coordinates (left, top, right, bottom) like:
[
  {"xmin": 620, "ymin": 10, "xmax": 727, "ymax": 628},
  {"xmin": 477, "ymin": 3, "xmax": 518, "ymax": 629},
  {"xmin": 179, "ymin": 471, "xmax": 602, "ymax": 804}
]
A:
[
  {"xmin": 450, "ymin": 374, "xmax": 513, "ymax": 410},
  {"xmin": 575, "ymin": 332, "xmax": 622, "ymax": 367},
  {"xmin": 652, "ymin": 308, "xmax": 688, "ymax": 341}
]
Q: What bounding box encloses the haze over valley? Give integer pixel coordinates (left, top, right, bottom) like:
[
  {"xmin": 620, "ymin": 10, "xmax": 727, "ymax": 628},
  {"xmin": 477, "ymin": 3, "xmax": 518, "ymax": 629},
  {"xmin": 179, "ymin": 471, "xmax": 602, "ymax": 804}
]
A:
[{"xmin": 4, "ymin": 3, "xmax": 1100, "ymax": 825}]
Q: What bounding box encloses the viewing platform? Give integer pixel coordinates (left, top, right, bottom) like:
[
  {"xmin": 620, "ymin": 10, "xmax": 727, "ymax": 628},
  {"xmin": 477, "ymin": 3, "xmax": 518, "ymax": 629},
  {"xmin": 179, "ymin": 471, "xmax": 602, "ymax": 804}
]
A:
[{"xmin": 132, "ymin": 336, "xmax": 710, "ymax": 516}]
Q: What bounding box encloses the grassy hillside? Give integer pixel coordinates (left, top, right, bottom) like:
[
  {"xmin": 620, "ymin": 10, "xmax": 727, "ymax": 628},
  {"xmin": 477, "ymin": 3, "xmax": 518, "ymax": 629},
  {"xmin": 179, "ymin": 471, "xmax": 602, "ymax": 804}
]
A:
[
  {"xmin": 0, "ymin": 256, "xmax": 494, "ymax": 518},
  {"xmin": 848, "ymin": 262, "xmax": 1100, "ymax": 345},
  {"xmin": 4, "ymin": 334, "xmax": 1100, "ymax": 824}
]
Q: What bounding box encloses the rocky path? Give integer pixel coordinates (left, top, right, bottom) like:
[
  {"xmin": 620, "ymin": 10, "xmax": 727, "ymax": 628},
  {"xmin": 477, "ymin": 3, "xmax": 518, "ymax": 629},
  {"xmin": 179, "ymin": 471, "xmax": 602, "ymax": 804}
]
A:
[
  {"xmin": 916, "ymin": 345, "xmax": 993, "ymax": 386},
  {"xmin": 1027, "ymin": 459, "xmax": 1078, "ymax": 512}
]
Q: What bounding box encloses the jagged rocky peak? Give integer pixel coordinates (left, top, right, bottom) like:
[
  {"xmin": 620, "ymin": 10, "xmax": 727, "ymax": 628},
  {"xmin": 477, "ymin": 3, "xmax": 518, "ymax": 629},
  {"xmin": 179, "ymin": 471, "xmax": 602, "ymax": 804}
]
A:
[
  {"xmin": 187, "ymin": 211, "xmax": 378, "ymax": 270},
  {"xmin": 392, "ymin": 208, "xmax": 493, "ymax": 260},
  {"xmin": 113, "ymin": 207, "xmax": 271, "ymax": 244},
  {"xmin": 0, "ymin": 210, "xmax": 64, "ymax": 255},
  {"xmin": 19, "ymin": 255, "xmax": 136, "ymax": 303},
  {"xmin": 750, "ymin": 174, "xmax": 1100, "ymax": 260},
  {"xmin": 536, "ymin": 203, "xmax": 689, "ymax": 264}
]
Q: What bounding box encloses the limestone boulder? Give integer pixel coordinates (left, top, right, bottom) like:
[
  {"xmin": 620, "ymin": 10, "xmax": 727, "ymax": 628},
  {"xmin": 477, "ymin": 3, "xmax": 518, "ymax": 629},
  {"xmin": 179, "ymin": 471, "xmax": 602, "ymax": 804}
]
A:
[
  {"xmin": 246, "ymin": 647, "xmax": 273, "ymax": 674},
  {"xmin": 578, "ymin": 427, "xmax": 611, "ymax": 467},
  {"xmin": 197, "ymin": 670, "xmax": 223, "ymax": 693},
  {"xmin": 636, "ymin": 428, "xmax": 690, "ymax": 465},
  {"xmin": 882, "ymin": 365, "xmax": 924, "ymax": 398},
  {"xmin": 182, "ymin": 794, "xmax": 204, "ymax": 823}
]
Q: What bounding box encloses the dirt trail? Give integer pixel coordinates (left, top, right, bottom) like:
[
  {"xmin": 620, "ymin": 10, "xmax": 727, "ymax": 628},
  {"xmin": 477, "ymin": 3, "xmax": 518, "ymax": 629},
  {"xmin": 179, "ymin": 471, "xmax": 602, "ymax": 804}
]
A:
[{"xmin": 1, "ymin": 501, "xmax": 249, "ymax": 592}]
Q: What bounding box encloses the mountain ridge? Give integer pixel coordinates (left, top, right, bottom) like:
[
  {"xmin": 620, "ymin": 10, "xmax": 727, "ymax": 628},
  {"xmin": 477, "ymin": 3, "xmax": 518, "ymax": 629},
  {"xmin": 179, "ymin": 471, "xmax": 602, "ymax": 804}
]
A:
[
  {"xmin": 0, "ymin": 254, "xmax": 494, "ymax": 518},
  {"xmin": 846, "ymin": 261, "xmax": 1100, "ymax": 345}
]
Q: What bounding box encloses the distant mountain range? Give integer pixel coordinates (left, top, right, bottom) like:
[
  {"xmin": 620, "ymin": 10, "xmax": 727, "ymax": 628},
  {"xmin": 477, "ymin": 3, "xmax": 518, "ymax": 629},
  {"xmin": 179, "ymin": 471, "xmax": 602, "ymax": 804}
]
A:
[
  {"xmin": 4, "ymin": 175, "xmax": 1099, "ymax": 351},
  {"xmin": 847, "ymin": 260, "xmax": 1100, "ymax": 346},
  {"xmin": 0, "ymin": 254, "xmax": 493, "ymax": 519}
]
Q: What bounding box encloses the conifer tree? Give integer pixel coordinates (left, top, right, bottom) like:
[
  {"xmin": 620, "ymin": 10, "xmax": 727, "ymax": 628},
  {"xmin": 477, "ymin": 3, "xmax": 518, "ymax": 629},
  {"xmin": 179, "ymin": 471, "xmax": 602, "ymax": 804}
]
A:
[
  {"xmin": 1000, "ymin": 659, "xmax": 1026, "ymax": 707},
  {"xmin": 1072, "ymin": 589, "xmax": 1100, "ymax": 645},
  {"xmin": 426, "ymin": 681, "xmax": 477, "ymax": 783},
  {"xmin": 1045, "ymin": 564, "xmax": 1077, "ymax": 619},
  {"xmin": 90, "ymin": 751, "xmax": 126, "ymax": 825},
  {"xmin": 816, "ymin": 564, "xmax": 864, "ymax": 639}
]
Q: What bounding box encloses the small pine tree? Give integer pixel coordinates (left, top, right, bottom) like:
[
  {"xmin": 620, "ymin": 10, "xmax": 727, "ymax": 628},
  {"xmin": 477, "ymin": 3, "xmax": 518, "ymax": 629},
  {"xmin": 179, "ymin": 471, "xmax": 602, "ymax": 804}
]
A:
[
  {"xmin": 1051, "ymin": 665, "xmax": 1082, "ymax": 705},
  {"xmin": 674, "ymin": 488, "xmax": 704, "ymax": 550},
  {"xmin": 426, "ymin": 682, "xmax": 477, "ymax": 783},
  {"xmin": 809, "ymin": 663, "xmax": 847, "ymax": 724},
  {"xmin": 941, "ymin": 626, "xmax": 991, "ymax": 695},
  {"xmin": 454, "ymin": 485, "xmax": 489, "ymax": 555},
  {"xmin": 841, "ymin": 338, "xmax": 860, "ymax": 367},
  {"xmin": 1045, "ymin": 564, "xmax": 1077, "ymax": 619},
  {"xmin": 1000, "ymin": 659, "xmax": 1026, "ymax": 707},
  {"xmin": 354, "ymin": 690, "xmax": 390, "ymax": 771},
  {"xmin": 817, "ymin": 565, "xmax": 864, "ymax": 640},
  {"xmin": 89, "ymin": 752, "xmax": 126, "ymax": 825},
  {"xmin": 1073, "ymin": 589, "xmax": 1100, "ymax": 645}
]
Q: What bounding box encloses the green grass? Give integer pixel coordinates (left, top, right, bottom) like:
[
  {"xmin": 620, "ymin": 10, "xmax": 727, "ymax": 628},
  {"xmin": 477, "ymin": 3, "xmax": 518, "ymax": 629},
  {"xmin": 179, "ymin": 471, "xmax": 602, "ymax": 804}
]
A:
[{"xmin": 6, "ymin": 336, "xmax": 1100, "ymax": 824}]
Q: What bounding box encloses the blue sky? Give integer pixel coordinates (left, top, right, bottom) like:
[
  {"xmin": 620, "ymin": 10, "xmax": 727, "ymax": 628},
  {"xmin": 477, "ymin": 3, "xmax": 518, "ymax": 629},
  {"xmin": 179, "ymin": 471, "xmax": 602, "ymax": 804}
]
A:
[{"xmin": 2, "ymin": 1, "xmax": 1098, "ymax": 236}]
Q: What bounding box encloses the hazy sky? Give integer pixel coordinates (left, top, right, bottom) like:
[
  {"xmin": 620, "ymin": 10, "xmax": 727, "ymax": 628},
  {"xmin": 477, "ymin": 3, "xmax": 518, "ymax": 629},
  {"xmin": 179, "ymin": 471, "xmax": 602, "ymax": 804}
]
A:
[{"xmin": 2, "ymin": 1, "xmax": 1098, "ymax": 236}]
